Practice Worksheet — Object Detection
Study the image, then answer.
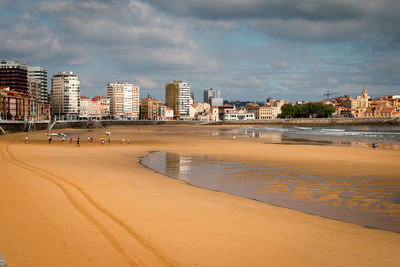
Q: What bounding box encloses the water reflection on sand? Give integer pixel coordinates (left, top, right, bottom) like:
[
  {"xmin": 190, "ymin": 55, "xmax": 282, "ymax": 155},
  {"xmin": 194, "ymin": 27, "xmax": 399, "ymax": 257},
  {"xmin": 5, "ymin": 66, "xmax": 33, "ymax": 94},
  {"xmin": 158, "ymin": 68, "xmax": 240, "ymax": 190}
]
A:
[{"xmin": 141, "ymin": 151, "xmax": 400, "ymax": 232}]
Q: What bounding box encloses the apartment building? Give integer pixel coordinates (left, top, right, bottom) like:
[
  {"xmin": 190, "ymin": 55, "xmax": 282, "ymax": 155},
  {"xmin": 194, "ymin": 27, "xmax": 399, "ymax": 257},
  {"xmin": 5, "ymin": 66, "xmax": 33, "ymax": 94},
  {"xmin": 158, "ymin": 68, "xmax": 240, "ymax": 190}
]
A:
[
  {"xmin": 93, "ymin": 96, "xmax": 110, "ymax": 119},
  {"xmin": 51, "ymin": 71, "xmax": 80, "ymax": 120},
  {"xmin": 80, "ymin": 96, "xmax": 103, "ymax": 119},
  {"xmin": 0, "ymin": 60, "xmax": 29, "ymax": 94},
  {"xmin": 259, "ymin": 105, "xmax": 281, "ymax": 119},
  {"xmin": 107, "ymin": 82, "xmax": 140, "ymax": 119},
  {"xmin": 28, "ymin": 66, "xmax": 48, "ymax": 103},
  {"xmin": 28, "ymin": 77, "xmax": 41, "ymax": 101},
  {"xmin": 165, "ymin": 80, "xmax": 190, "ymax": 119},
  {"xmin": 140, "ymin": 96, "xmax": 164, "ymax": 120},
  {"xmin": 204, "ymin": 88, "xmax": 223, "ymax": 107}
]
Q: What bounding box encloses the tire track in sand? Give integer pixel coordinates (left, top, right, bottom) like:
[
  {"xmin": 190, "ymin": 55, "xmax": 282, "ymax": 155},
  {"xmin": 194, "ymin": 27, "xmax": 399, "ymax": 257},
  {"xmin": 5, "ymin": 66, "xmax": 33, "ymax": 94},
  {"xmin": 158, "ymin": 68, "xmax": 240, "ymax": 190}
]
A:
[
  {"xmin": 0, "ymin": 144, "xmax": 142, "ymax": 266},
  {"xmin": 2, "ymin": 143, "xmax": 179, "ymax": 267},
  {"xmin": 1, "ymin": 169, "xmax": 71, "ymax": 261}
]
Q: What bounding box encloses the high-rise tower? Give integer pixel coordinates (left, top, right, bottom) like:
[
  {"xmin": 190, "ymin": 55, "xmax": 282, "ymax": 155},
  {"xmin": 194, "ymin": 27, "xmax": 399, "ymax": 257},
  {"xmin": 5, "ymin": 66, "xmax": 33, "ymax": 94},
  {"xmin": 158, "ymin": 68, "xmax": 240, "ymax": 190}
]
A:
[
  {"xmin": 51, "ymin": 71, "xmax": 80, "ymax": 120},
  {"xmin": 0, "ymin": 60, "xmax": 29, "ymax": 94},
  {"xmin": 28, "ymin": 66, "xmax": 48, "ymax": 103},
  {"xmin": 204, "ymin": 88, "xmax": 223, "ymax": 107},
  {"xmin": 165, "ymin": 80, "xmax": 190, "ymax": 118}
]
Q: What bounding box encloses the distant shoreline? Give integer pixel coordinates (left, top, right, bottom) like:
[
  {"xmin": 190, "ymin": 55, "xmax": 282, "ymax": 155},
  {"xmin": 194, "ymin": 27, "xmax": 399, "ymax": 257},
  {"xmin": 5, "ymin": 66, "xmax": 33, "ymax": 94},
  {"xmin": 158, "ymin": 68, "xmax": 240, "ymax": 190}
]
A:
[
  {"xmin": 0, "ymin": 117, "xmax": 399, "ymax": 134},
  {"xmin": 222, "ymin": 117, "xmax": 400, "ymax": 126}
]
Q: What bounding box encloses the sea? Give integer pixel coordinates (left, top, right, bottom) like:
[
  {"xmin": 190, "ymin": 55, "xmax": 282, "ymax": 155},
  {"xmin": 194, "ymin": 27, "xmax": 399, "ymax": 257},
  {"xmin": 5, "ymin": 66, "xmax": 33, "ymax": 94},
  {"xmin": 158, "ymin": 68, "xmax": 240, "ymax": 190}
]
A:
[{"xmin": 207, "ymin": 125, "xmax": 400, "ymax": 149}]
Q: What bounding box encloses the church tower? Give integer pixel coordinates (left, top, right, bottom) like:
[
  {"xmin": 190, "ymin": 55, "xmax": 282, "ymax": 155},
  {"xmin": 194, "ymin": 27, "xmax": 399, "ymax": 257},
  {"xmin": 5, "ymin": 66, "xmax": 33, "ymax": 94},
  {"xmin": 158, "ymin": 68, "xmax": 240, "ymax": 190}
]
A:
[{"xmin": 359, "ymin": 86, "xmax": 369, "ymax": 108}]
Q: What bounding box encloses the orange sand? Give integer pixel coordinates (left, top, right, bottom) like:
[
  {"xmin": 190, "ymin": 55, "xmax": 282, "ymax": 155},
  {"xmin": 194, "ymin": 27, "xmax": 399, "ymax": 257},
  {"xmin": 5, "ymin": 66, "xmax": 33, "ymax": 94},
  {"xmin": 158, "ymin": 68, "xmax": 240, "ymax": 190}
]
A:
[{"xmin": 0, "ymin": 125, "xmax": 399, "ymax": 266}]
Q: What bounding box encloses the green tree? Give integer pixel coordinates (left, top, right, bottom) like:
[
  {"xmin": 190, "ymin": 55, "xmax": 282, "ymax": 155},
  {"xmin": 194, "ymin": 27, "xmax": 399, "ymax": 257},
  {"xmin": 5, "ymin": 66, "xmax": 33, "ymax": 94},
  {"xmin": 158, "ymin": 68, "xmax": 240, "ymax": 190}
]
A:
[
  {"xmin": 279, "ymin": 103, "xmax": 295, "ymax": 118},
  {"xmin": 279, "ymin": 102, "xmax": 335, "ymax": 118},
  {"xmin": 323, "ymin": 104, "xmax": 335, "ymax": 117}
]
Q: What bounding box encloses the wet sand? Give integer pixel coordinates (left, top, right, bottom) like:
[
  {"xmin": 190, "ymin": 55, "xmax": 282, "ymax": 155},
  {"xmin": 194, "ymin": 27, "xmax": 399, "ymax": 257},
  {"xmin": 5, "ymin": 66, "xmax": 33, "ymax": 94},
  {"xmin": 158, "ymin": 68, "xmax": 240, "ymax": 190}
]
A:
[
  {"xmin": 0, "ymin": 125, "xmax": 400, "ymax": 266},
  {"xmin": 141, "ymin": 151, "xmax": 400, "ymax": 232}
]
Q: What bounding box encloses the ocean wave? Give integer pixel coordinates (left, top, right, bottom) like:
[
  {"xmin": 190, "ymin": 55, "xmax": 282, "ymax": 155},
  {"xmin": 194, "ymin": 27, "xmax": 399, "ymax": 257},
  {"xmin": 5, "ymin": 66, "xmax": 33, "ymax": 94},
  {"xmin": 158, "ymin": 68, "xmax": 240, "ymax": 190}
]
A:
[{"xmin": 320, "ymin": 128, "xmax": 346, "ymax": 132}]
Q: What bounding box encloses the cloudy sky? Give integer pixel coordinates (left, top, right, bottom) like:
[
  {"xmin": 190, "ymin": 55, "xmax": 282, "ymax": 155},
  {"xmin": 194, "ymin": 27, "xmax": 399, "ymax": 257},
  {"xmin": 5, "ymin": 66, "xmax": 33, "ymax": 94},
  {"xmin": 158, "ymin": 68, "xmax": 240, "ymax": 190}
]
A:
[{"xmin": 1, "ymin": 0, "xmax": 399, "ymax": 102}]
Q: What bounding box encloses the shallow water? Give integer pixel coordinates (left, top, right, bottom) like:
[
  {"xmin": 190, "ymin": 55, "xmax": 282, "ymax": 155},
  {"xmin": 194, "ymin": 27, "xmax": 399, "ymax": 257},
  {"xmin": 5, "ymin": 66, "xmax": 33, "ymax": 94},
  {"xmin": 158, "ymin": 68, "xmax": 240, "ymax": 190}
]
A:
[
  {"xmin": 141, "ymin": 151, "xmax": 400, "ymax": 232},
  {"xmin": 196, "ymin": 126, "xmax": 400, "ymax": 150}
]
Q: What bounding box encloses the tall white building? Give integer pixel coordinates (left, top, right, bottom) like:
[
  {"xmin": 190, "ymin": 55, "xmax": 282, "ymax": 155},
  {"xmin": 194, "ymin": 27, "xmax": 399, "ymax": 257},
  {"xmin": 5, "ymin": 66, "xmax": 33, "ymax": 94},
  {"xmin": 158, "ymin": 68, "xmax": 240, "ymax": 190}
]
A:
[
  {"xmin": 28, "ymin": 66, "xmax": 48, "ymax": 103},
  {"xmin": 204, "ymin": 88, "xmax": 223, "ymax": 107},
  {"xmin": 165, "ymin": 80, "xmax": 190, "ymax": 118},
  {"xmin": 107, "ymin": 82, "xmax": 140, "ymax": 119},
  {"xmin": 51, "ymin": 71, "xmax": 80, "ymax": 120}
]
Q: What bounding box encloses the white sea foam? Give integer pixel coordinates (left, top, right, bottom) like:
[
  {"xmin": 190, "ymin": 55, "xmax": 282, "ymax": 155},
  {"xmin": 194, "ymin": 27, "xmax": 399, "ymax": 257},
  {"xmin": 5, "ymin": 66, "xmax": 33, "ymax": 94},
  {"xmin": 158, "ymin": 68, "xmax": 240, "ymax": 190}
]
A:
[
  {"xmin": 240, "ymin": 126, "xmax": 400, "ymax": 144},
  {"xmin": 321, "ymin": 128, "xmax": 345, "ymax": 132}
]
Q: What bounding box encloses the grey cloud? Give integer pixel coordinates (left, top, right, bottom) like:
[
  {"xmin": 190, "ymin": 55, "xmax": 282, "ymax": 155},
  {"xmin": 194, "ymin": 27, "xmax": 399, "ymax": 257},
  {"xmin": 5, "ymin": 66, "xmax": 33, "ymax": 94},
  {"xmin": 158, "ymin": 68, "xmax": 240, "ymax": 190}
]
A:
[
  {"xmin": 145, "ymin": 0, "xmax": 400, "ymax": 42},
  {"xmin": 0, "ymin": 0, "xmax": 222, "ymax": 98},
  {"xmin": 11, "ymin": 0, "xmax": 218, "ymax": 73},
  {"xmin": 144, "ymin": 0, "xmax": 364, "ymax": 21},
  {"xmin": 246, "ymin": 19, "xmax": 371, "ymax": 42},
  {"xmin": 0, "ymin": 13, "xmax": 86, "ymax": 65},
  {"xmin": 1, "ymin": 0, "xmax": 398, "ymax": 101}
]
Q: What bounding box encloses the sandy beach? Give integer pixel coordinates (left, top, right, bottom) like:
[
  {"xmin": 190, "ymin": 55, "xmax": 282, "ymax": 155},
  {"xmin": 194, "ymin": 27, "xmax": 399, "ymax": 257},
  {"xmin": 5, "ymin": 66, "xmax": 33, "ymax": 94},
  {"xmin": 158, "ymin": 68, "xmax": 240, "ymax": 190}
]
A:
[{"xmin": 0, "ymin": 125, "xmax": 400, "ymax": 266}]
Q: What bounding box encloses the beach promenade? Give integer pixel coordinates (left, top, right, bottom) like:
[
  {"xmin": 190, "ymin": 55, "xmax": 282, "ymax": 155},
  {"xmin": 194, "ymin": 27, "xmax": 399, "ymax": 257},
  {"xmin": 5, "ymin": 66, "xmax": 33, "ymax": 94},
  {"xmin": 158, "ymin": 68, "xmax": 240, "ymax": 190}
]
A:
[{"xmin": 0, "ymin": 125, "xmax": 399, "ymax": 266}]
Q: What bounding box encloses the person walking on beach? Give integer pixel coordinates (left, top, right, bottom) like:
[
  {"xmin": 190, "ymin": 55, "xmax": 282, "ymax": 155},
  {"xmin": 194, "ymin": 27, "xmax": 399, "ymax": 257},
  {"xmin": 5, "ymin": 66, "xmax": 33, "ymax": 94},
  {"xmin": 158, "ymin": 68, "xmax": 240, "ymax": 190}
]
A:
[
  {"xmin": 127, "ymin": 139, "xmax": 130, "ymax": 144},
  {"xmin": 122, "ymin": 138, "xmax": 125, "ymax": 144},
  {"xmin": 69, "ymin": 137, "xmax": 73, "ymax": 144},
  {"xmin": 88, "ymin": 137, "xmax": 91, "ymax": 143},
  {"xmin": 25, "ymin": 136, "xmax": 28, "ymax": 144},
  {"xmin": 77, "ymin": 137, "xmax": 80, "ymax": 147},
  {"xmin": 101, "ymin": 137, "xmax": 105, "ymax": 145},
  {"xmin": 372, "ymin": 143, "xmax": 378, "ymax": 150},
  {"xmin": 62, "ymin": 137, "xmax": 65, "ymax": 143},
  {"xmin": 48, "ymin": 136, "xmax": 52, "ymax": 144}
]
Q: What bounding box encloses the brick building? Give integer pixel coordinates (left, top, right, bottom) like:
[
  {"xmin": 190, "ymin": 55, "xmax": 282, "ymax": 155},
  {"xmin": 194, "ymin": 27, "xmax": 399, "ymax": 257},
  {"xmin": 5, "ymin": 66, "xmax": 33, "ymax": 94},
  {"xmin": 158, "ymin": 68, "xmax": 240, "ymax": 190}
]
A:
[{"xmin": 0, "ymin": 60, "xmax": 29, "ymax": 94}]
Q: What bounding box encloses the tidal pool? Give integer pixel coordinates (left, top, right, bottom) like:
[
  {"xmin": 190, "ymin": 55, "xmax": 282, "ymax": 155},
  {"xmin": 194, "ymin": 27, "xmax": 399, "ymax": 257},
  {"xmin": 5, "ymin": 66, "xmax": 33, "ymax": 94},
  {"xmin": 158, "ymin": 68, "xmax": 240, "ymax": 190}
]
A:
[{"xmin": 140, "ymin": 151, "xmax": 400, "ymax": 232}]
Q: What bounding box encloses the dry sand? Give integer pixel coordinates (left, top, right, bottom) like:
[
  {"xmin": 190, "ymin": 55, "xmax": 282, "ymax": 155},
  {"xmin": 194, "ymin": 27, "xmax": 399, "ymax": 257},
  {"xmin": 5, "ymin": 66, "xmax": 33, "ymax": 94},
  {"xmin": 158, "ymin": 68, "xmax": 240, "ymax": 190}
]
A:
[{"xmin": 0, "ymin": 125, "xmax": 399, "ymax": 266}]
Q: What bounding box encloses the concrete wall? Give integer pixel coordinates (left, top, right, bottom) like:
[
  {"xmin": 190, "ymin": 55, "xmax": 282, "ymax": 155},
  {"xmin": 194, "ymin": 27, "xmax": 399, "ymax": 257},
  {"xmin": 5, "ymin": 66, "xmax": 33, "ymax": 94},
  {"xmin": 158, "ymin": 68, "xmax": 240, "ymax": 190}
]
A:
[
  {"xmin": 0, "ymin": 121, "xmax": 49, "ymax": 134},
  {"xmin": 0, "ymin": 120, "xmax": 199, "ymax": 135}
]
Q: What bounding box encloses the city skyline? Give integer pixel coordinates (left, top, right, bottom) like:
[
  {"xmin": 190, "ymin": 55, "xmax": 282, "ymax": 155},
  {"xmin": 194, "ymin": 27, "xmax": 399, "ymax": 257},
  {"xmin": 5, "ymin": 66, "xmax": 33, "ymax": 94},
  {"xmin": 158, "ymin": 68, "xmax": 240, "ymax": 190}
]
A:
[{"xmin": 1, "ymin": 0, "xmax": 399, "ymax": 102}]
